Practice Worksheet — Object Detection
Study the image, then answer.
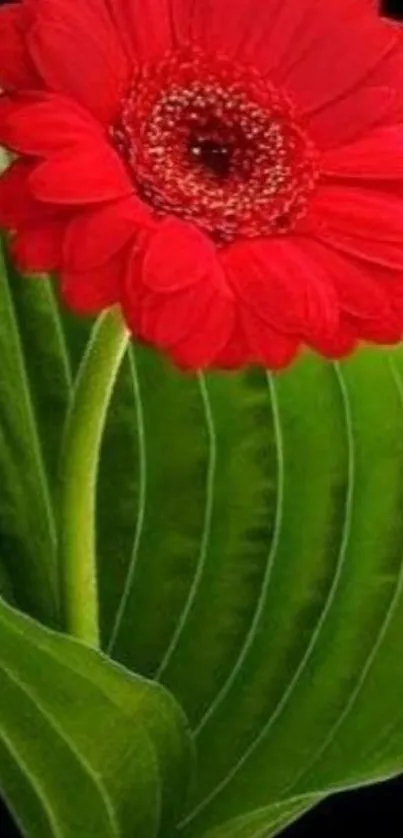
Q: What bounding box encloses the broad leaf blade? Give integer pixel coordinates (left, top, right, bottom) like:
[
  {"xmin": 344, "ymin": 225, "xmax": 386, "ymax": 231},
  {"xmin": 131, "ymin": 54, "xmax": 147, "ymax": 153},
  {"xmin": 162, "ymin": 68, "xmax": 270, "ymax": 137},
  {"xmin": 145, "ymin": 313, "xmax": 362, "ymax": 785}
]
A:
[
  {"xmin": 3, "ymin": 241, "xmax": 403, "ymax": 838},
  {"xmin": 95, "ymin": 345, "xmax": 403, "ymax": 838},
  {"xmin": 0, "ymin": 243, "xmax": 73, "ymax": 626},
  {"xmin": 100, "ymin": 347, "xmax": 214, "ymax": 673},
  {"xmin": 193, "ymin": 795, "xmax": 322, "ymax": 838},
  {"xmin": 179, "ymin": 351, "xmax": 403, "ymax": 837},
  {"xmin": 0, "ymin": 597, "xmax": 192, "ymax": 838}
]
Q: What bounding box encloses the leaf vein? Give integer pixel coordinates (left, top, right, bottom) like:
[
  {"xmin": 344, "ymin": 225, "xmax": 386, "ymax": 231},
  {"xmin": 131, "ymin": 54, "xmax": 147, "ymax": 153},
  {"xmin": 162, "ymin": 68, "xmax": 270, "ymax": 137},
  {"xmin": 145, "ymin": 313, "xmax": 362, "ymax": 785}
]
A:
[
  {"xmin": 181, "ymin": 363, "xmax": 353, "ymax": 826},
  {"xmin": 0, "ymin": 725, "xmax": 61, "ymax": 838},
  {"xmin": 155, "ymin": 372, "xmax": 217, "ymax": 678},
  {"xmin": 281, "ymin": 356, "xmax": 403, "ymax": 796},
  {"xmin": 192, "ymin": 372, "xmax": 284, "ymax": 736}
]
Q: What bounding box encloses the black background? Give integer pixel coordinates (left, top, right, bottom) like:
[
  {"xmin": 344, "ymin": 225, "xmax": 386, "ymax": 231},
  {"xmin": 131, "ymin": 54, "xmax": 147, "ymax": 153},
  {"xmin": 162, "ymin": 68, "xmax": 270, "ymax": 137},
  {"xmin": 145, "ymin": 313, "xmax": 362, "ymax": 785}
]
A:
[{"xmin": 1, "ymin": 0, "xmax": 403, "ymax": 835}]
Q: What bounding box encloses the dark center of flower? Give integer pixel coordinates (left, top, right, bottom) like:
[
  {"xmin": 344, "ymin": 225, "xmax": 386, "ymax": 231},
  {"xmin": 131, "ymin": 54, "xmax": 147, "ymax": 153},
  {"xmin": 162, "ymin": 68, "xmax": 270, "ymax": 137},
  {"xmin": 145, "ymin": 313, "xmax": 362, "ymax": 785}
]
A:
[
  {"xmin": 111, "ymin": 49, "xmax": 319, "ymax": 242},
  {"xmin": 188, "ymin": 135, "xmax": 233, "ymax": 179}
]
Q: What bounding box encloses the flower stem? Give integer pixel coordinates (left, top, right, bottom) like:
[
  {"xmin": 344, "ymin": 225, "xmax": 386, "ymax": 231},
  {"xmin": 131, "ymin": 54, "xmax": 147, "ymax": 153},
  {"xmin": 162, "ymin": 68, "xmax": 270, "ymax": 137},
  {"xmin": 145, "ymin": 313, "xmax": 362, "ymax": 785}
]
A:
[{"xmin": 59, "ymin": 307, "xmax": 129, "ymax": 647}]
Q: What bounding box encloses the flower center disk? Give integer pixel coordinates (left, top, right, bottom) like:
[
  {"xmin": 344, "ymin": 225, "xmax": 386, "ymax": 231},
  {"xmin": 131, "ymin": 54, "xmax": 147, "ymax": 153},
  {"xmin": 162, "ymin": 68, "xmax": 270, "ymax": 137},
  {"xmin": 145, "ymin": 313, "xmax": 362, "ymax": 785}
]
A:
[{"xmin": 112, "ymin": 50, "xmax": 319, "ymax": 242}]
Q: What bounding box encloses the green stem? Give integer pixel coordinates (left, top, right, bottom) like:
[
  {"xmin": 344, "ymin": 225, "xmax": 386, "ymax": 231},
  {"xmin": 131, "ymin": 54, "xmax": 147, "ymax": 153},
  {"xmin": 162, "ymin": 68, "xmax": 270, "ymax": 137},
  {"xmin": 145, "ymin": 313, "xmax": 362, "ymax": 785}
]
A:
[{"xmin": 59, "ymin": 307, "xmax": 129, "ymax": 647}]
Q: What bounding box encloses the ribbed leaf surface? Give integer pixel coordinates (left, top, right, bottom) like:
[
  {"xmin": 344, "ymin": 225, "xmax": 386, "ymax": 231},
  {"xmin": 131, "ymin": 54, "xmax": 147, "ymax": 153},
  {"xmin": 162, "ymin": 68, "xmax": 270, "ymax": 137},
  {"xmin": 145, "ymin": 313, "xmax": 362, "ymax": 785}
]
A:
[
  {"xmin": 0, "ymin": 596, "xmax": 192, "ymax": 838},
  {"xmin": 1, "ymin": 240, "xmax": 403, "ymax": 838}
]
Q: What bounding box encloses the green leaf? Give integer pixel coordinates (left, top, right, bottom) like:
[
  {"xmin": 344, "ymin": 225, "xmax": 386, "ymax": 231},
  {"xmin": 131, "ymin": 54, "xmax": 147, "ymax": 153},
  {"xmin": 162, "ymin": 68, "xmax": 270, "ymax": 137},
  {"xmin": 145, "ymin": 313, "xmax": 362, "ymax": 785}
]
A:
[
  {"xmin": 94, "ymin": 346, "xmax": 403, "ymax": 838},
  {"xmin": 3, "ymin": 243, "xmax": 403, "ymax": 838},
  {"xmin": 0, "ymin": 595, "xmax": 193, "ymax": 838},
  {"xmin": 0, "ymin": 244, "xmax": 73, "ymax": 627},
  {"xmin": 193, "ymin": 795, "xmax": 322, "ymax": 838}
]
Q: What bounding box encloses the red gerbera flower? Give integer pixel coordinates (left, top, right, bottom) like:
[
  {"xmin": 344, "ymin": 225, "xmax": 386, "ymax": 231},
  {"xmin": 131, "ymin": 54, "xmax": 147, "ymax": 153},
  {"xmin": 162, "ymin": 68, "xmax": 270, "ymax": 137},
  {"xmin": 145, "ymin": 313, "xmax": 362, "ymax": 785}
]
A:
[{"xmin": 0, "ymin": 0, "xmax": 403, "ymax": 369}]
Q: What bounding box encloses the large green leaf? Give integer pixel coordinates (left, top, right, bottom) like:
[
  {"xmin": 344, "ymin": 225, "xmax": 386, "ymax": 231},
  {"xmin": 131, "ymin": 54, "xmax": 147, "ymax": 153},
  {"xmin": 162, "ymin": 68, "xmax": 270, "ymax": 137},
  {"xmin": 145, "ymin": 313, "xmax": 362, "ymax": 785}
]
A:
[
  {"xmin": 0, "ymin": 595, "xmax": 192, "ymax": 838},
  {"xmin": 2, "ymin": 239, "xmax": 403, "ymax": 838},
  {"xmin": 95, "ymin": 346, "xmax": 403, "ymax": 837},
  {"xmin": 0, "ymin": 234, "xmax": 93, "ymax": 628},
  {"xmin": 0, "ymin": 246, "xmax": 72, "ymax": 627}
]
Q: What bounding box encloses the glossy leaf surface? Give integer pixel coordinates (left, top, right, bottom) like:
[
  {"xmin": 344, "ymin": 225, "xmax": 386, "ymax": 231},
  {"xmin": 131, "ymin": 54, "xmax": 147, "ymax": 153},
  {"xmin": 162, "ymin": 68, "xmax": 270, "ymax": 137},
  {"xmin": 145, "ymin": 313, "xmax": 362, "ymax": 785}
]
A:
[
  {"xmin": 0, "ymin": 596, "xmax": 192, "ymax": 838},
  {"xmin": 1, "ymin": 242, "xmax": 403, "ymax": 837}
]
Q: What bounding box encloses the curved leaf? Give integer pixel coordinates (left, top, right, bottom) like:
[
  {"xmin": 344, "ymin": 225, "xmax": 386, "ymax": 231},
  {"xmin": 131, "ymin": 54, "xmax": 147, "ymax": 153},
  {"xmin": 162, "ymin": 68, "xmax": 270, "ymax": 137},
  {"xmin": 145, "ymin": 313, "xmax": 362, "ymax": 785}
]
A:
[
  {"xmin": 0, "ymin": 596, "xmax": 192, "ymax": 838},
  {"xmin": 0, "ymin": 244, "xmax": 73, "ymax": 626},
  {"xmin": 194, "ymin": 795, "xmax": 322, "ymax": 838},
  {"xmin": 2, "ymin": 242, "xmax": 403, "ymax": 838},
  {"xmin": 101, "ymin": 347, "xmax": 213, "ymax": 674},
  {"xmin": 95, "ymin": 345, "xmax": 403, "ymax": 838}
]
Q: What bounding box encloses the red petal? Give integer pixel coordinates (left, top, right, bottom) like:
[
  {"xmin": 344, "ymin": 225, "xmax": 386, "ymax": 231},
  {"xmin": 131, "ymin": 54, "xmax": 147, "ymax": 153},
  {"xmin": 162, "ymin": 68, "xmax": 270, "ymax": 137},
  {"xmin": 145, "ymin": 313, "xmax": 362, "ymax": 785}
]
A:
[
  {"xmin": 281, "ymin": 0, "xmax": 397, "ymax": 113},
  {"xmin": 312, "ymin": 185, "xmax": 403, "ymax": 241},
  {"xmin": 183, "ymin": 0, "xmax": 286, "ymax": 73},
  {"xmin": 301, "ymin": 239, "xmax": 391, "ymax": 321},
  {"xmin": 169, "ymin": 293, "xmax": 235, "ymax": 370},
  {"xmin": 308, "ymin": 321, "xmax": 357, "ymax": 359},
  {"xmin": 0, "ymin": 160, "xmax": 41, "ymax": 227},
  {"xmin": 27, "ymin": 0, "xmax": 129, "ymax": 122},
  {"xmin": 61, "ymin": 253, "xmax": 124, "ymax": 314},
  {"xmin": 160, "ymin": 0, "xmax": 395, "ymax": 89},
  {"xmin": 142, "ymin": 218, "xmax": 229, "ymax": 294},
  {"xmin": 63, "ymin": 197, "xmax": 151, "ymax": 271},
  {"xmin": 0, "ymin": 95, "xmax": 27, "ymax": 150},
  {"xmin": 29, "ymin": 144, "xmax": 132, "ymax": 204},
  {"xmin": 222, "ymin": 238, "xmax": 339, "ymax": 342},
  {"xmin": 346, "ymin": 311, "xmax": 403, "ymax": 344},
  {"xmin": 213, "ymin": 314, "xmax": 255, "ymax": 369},
  {"xmin": 124, "ymin": 239, "xmax": 234, "ymax": 369},
  {"xmin": 240, "ymin": 307, "xmax": 300, "ymax": 369},
  {"xmin": 317, "ymin": 229, "xmax": 403, "ymax": 272},
  {"xmin": 138, "ymin": 286, "xmax": 215, "ymax": 348},
  {"xmin": 0, "ymin": 4, "xmax": 40, "ymax": 90},
  {"xmin": 107, "ymin": 0, "xmax": 175, "ymax": 61},
  {"xmin": 343, "ymin": 272, "xmax": 403, "ymax": 345},
  {"xmin": 0, "ymin": 95, "xmax": 103, "ymax": 156},
  {"xmin": 125, "ymin": 243, "xmax": 216, "ymax": 345},
  {"xmin": 311, "ymin": 186, "xmax": 403, "ymax": 267},
  {"xmin": 307, "ymin": 85, "xmax": 398, "ymax": 149},
  {"xmin": 322, "ymin": 126, "xmax": 403, "ymax": 180},
  {"xmin": 12, "ymin": 218, "xmax": 64, "ymax": 272}
]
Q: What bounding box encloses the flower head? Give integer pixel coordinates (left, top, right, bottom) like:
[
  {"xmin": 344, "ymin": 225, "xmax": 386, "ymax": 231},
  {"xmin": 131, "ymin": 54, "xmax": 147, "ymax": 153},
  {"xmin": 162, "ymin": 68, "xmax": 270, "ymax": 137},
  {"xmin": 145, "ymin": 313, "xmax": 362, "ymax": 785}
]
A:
[{"xmin": 0, "ymin": 0, "xmax": 403, "ymax": 369}]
